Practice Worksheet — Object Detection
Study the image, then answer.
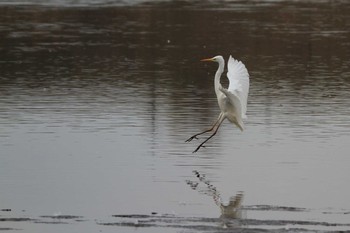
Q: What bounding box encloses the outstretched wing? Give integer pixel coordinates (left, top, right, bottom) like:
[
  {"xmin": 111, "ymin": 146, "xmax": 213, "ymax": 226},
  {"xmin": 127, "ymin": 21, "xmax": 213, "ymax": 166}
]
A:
[{"xmin": 227, "ymin": 55, "xmax": 250, "ymax": 119}]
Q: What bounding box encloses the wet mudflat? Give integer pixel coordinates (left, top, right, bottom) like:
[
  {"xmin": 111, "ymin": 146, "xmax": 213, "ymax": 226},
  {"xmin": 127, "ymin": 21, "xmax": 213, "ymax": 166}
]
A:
[
  {"xmin": 1, "ymin": 0, "xmax": 350, "ymax": 232},
  {"xmin": 2, "ymin": 208, "xmax": 350, "ymax": 232}
]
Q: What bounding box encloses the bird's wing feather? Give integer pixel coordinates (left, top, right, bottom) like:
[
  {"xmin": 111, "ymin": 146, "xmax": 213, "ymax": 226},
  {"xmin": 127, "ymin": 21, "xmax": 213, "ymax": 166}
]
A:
[
  {"xmin": 227, "ymin": 55, "xmax": 250, "ymax": 118},
  {"xmin": 219, "ymin": 86, "xmax": 242, "ymax": 118}
]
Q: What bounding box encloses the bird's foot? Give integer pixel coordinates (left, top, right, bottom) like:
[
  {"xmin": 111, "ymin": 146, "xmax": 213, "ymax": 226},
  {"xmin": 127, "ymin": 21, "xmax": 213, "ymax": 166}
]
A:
[
  {"xmin": 185, "ymin": 135, "xmax": 198, "ymax": 142},
  {"xmin": 192, "ymin": 145, "xmax": 206, "ymax": 153}
]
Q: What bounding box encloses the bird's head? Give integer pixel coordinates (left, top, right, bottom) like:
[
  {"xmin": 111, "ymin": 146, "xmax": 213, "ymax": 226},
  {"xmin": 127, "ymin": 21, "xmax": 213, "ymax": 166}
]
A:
[{"xmin": 201, "ymin": 55, "xmax": 224, "ymax": 63}]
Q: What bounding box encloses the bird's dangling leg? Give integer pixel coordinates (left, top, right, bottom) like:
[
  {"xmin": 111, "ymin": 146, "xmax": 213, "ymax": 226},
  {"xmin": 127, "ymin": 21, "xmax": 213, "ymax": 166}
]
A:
[
  {"xmin": 185, "ymin": 112, "xmax": 223, "ymax": 142},
  {"xmin": 193, "ymin": 114, "xmax": 225, "ymax": 153}
]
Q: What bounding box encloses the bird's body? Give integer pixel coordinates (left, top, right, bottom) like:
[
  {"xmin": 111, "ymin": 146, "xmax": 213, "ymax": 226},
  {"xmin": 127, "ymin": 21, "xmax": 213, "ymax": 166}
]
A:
[{"xmin": 186, "ymin": 55, "xmax": 250, "ymax": 153}]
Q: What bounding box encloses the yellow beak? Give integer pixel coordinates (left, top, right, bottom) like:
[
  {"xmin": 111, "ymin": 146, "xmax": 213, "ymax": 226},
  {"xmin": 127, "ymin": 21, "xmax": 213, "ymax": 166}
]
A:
[{"xmin": 200, "ymin": 58, "xmax": 214, "ymax": 62}]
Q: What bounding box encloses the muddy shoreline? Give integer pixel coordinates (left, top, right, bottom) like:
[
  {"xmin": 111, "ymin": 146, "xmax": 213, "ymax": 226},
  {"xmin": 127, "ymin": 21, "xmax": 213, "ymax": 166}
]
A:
[{"xmin": 1, "ymin": 209, "xmax": 350, "ymax": 232}]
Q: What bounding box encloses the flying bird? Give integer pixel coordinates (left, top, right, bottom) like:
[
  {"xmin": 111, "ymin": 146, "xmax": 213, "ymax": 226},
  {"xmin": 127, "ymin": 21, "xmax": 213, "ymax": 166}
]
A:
[{"xmin": 186, "ymin": 55, "xmax": 250, "ymax": 153}]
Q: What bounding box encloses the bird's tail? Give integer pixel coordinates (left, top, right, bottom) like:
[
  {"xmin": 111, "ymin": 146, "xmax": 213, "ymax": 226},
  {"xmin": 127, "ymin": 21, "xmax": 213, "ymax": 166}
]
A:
[{"xmin": 236, "ymin": 119, "xmax": 244, "ymax": 131}]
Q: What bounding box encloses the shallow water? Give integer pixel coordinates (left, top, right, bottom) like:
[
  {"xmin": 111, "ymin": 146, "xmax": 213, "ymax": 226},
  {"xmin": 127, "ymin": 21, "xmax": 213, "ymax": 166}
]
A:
[{"xmin": 1, "ymin": 0, "xmax": 350, "ymax": 232}]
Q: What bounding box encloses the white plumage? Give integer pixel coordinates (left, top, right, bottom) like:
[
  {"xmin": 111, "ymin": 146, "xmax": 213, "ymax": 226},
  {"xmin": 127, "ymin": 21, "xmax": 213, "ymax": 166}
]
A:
[
  {"xmin": 186, "ymin": 55, "xmax": 250, "ymax": 153},
  {"xmin": 227, "ymin": 55, "xmax": 250, "ymax": 119}
]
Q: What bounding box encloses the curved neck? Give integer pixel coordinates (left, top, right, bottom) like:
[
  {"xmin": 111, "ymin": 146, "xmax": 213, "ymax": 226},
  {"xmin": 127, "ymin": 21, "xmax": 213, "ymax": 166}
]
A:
[{"xmin": 214, "ymin": 60, "xmax": 224, "ymax": 96}]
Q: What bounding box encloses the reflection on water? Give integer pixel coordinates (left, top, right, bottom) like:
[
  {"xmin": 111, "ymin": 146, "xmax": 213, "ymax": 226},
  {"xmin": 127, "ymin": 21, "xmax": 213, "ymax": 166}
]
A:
[
  {"xmin": 186, "ymin": 170, "xmax": 244, "ymax": 228},
  {"xmin": 1, "ymin": 0, "xmax": 350, "ymax": 232}
]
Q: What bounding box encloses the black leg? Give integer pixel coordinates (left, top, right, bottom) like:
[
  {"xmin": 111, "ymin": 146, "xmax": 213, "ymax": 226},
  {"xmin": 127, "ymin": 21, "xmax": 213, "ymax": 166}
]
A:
[
  {"xmin": 193, "ymin": 114, "xmax": 225, "ymax": 153},
  {"xmin": 185, "ymin": 113, "xmax": 223, "ymax": 142}
]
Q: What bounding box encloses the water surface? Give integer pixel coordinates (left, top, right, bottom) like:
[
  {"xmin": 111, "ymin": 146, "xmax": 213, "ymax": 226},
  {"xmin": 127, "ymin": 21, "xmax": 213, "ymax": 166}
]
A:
[{"xmin": 1, "ymin": 0, "xmax": 350, "ymax": 232}]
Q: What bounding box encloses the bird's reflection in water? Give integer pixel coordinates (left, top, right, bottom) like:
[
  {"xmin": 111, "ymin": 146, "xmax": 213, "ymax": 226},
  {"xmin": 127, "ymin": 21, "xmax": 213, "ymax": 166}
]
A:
[{"xmin": 186, "ymin": 170, "xmax": 244, "ymax": 228}]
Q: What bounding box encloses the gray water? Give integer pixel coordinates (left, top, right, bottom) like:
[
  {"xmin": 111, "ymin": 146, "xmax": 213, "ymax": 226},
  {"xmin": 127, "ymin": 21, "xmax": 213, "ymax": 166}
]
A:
[{"xmin": 1, "ymin": 1, "xmax": 350, "ymax": 232}]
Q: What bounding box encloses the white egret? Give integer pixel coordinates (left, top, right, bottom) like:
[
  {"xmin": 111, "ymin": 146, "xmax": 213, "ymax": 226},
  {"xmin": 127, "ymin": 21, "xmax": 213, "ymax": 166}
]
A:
[{"xmin": 186, "ymin": 55, "xmax": 250, "ymax": 153}]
